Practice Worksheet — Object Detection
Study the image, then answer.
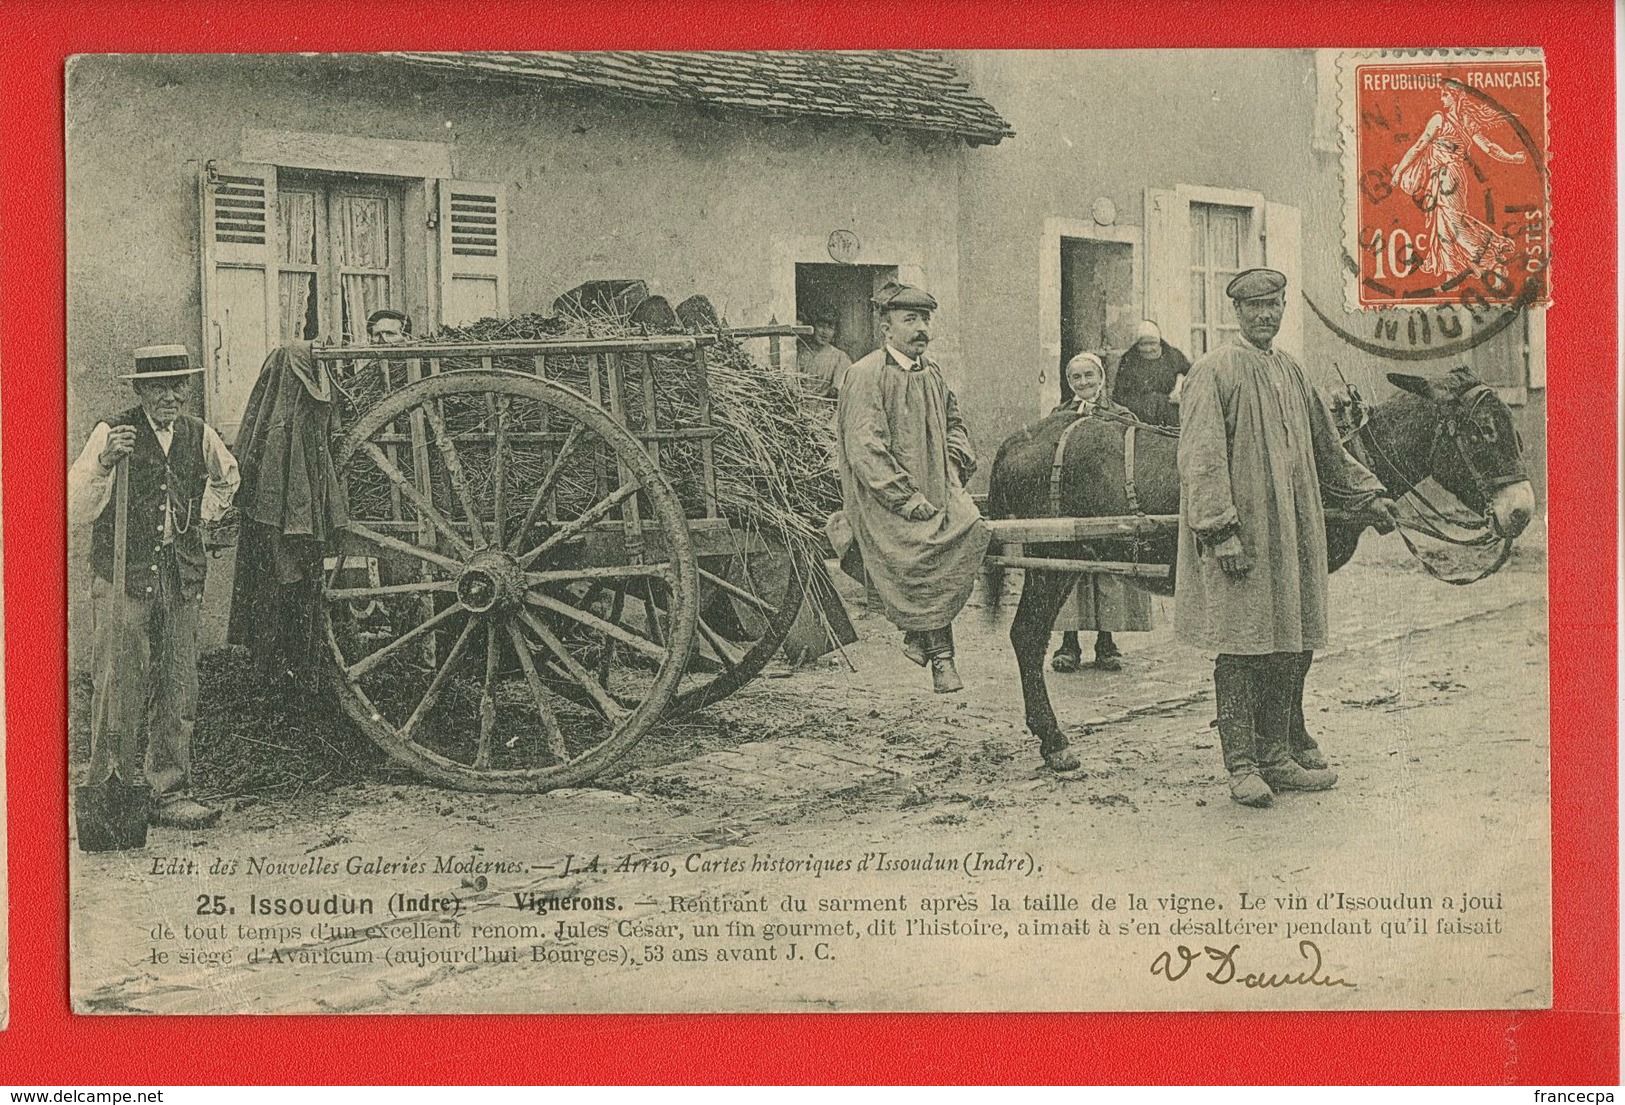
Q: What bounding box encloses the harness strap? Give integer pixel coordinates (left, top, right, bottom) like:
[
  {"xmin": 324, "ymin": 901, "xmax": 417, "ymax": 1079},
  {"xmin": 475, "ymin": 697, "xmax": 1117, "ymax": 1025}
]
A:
[
  {"xmin": 1049, "ymin": 414, "xmax": 1090, "ymax": 518},
  {"xmin": 1123, "ymin": 423, "xmax": 1143, "ymax": 515}
]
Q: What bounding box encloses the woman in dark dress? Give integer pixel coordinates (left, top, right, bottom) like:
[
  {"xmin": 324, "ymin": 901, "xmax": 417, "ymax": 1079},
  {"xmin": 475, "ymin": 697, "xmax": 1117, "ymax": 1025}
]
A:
[{"xmin": 1110, "ymin": 320, "xmax": 1190, "ymax": 429}]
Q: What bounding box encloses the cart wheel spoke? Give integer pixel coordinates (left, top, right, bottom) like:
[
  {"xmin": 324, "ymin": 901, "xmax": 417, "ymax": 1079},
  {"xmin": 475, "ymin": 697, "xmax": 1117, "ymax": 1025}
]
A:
[
  {"xmin": 345, "ymin": 521, "xmax": 465, "ymax": 574},
  {"xmin": 490, "ymin": 395, "xmax": 510, "ymax": 549},
  {"xmin": 399, "ymin": 617, "xmax": 480, "ymax": 739},
  {"xmin": 358, "ymin": 442, "xmax": 474, "ymax": 557},
  {"xmin": 517, "ymin": 608, "xmax": 628, "ymax": 721},
  {"xmin": 504, "ymin": 619, "xmax": 570, "ymax": 762},
  {"xmin": 698, "ymin": 566, "xmax": 777, "ymax": 614},
  {"xmin": 522, "ymin": 591, "xmax": 668, "ymax": 663},
  {"xmin": 421, "ymin": 399, "xmax": 490, "ymax": 549},
  {"xmin": 325, "ymin": 579, "xmax": 458, "ymax": 601},
  {"xmin": 517, "ymin": 481, "xmax": 642, "ymax": 568},
  {"xmin": 475, "ymin": 620, "xmax": 499, "ymax": 770},
  {"xmin": 346, "ymin": 601, "xmax": 467, "ymax": 680},
  {"xmin": 524, "ymin": 563, "xmax": 672, "ymax": 586},
  {"xmin": 696, "ymin": 615, "xmax": 744, "ymax": 670},
  {"xmin": 511, "ymin": 423, "xmax": 584, "ymax": 554}
]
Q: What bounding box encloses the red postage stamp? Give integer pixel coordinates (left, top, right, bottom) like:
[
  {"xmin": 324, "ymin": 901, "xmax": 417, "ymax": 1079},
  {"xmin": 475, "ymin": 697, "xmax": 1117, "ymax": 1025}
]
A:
[{"xmin": 1346, "ymin": 53, "xmax": 1549, "ymax": 310}]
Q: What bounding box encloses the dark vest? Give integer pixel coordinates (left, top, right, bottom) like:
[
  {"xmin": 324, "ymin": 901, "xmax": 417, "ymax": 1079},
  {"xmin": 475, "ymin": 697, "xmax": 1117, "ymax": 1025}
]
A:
[{"xmin": 90, "ymin": 408, "xmax": 209, "ymax": 599}]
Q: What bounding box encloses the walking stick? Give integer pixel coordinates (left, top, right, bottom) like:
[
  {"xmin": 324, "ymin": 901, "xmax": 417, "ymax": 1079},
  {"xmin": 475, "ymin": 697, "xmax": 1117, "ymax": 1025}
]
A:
[{"xmin": 76, "ymin": 455, "xmax": 152, "ymax": 851}]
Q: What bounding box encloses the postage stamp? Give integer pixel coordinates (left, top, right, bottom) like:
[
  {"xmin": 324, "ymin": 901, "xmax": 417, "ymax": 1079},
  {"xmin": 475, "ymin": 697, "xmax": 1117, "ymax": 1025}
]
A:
[{"xmin": 1341, "ymin": 50, "xmax": 1550, "ymax": 311}]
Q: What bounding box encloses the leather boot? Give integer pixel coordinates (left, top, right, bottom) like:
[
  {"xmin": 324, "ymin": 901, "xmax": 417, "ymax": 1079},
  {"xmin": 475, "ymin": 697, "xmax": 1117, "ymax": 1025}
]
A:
[
  {"xmin": 925, "ymin": 626, "xmax": 963, "ymax": 694},
  {"xmin": 1257, "ymin": 653, "xmax": 1337, "ymax": 792},
  {"xmin": 1214, "ymin": 655, "xmax": 1272, "ymax": 808},
  {"xmin": 901, "ymin": 631, "xmax": 929, "ymax": 668},
  {"xmin": 1288, "ymin": 651, "xmax": 1330, "ymax": 769}
]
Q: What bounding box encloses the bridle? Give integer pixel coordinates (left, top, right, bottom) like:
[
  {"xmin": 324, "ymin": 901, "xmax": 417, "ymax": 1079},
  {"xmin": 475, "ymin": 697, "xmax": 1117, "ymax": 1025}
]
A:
[{"xmin": 1345, "ymin": 382, "xmax": 1523, "ymax": 586}]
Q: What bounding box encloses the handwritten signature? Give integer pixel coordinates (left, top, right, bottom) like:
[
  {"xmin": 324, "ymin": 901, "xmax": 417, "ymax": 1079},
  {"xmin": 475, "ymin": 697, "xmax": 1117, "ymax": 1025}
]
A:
[{"xmin": 1150, "ymin": 940, "xmax": 1356, "ymax": 989}]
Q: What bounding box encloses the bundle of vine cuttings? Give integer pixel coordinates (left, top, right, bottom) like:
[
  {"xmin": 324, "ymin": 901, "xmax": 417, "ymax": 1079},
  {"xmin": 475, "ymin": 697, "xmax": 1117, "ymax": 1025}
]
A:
[{"xmin": 334, "ymin": 300, "xmax": 841, "ymax": 593}]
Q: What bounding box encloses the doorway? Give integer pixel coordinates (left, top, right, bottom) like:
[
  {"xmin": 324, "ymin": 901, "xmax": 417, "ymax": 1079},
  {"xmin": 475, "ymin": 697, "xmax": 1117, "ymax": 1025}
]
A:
[
  {"xmin": 1059, "ymin": 237, "xmax": 1135, "ymax": 403},
  {"xmin": 794, "ymin": 263, "xmax": 897, "ymax": 364}
]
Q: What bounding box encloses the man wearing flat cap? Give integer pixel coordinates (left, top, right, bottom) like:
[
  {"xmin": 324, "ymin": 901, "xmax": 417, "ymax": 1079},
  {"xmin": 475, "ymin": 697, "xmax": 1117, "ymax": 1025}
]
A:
[
  {"xmin": 1175, "ymin": 269, "xmax": 1398, "ymax": 808},
  {"xmin": 68, "ymin": 345, "xmax": 241, "ymax": 829},
  {"xmin": 827, "ymin": 282, "xmax": 988, "ymax": 693},
  {"xmin": 366, "ymin": 308, "xmax": 412, "ymax": 345}
]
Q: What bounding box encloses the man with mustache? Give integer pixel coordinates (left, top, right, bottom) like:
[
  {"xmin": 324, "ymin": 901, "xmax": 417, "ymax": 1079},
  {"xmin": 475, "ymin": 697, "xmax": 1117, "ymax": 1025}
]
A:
[
  {"xmin": 827, "ymin": 283, "xmax": 988, "ymax": 693},
  {"xmin": 69, "ymin": 345, "xmax": 241, "ymax": 829},
  {"xmin": 1176, "ymin": 270, "xmax": 1398, "ymax": 808}
]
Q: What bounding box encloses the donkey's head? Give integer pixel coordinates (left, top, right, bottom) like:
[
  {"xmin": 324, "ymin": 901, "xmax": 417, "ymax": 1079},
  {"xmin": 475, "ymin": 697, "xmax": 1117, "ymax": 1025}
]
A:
[{"xmin": 1386, "ymin": 367, "xmax": 1535, "ymax": 538}]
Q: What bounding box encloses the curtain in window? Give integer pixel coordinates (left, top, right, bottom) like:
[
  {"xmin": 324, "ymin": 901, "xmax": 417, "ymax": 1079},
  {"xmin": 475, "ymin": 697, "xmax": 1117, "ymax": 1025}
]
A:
[
  {"xmin": 337, "ymin": 195, "xmax": 391, "ymax": 342},
  {"xmin": 276, "ymin": 192, "xmax": 318, "ymax": 341},
  {"xmin": 278, "ymin": 273, "xmax": 317, "ymax": 342},
  {"xmin": 338, "ymin": 195, "xmax": 389, "ymax": 268},
  {"xmin": 279, "ymin": 192, "xmax": 317, "ymax": 264},
  {"xmin": 341, "ymin": 275, "xmax": 391, "ymax": 343}
]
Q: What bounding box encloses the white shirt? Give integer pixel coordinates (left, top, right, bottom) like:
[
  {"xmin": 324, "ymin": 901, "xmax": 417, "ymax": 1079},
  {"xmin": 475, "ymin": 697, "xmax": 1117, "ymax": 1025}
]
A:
[
  {"xmin": 67, "ymin": 414, "xmax": 240, "ymax": 533},
  {"xmin": 885, "ymin": 344, "xmax": 925, "ymax": 372}
]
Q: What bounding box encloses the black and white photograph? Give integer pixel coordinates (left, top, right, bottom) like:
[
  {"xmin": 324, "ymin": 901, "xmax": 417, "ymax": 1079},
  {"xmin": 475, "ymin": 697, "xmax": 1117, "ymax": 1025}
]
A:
[{"xmin": 66, "ymin": 48, "xmax": 1550, "ymax": 1014}]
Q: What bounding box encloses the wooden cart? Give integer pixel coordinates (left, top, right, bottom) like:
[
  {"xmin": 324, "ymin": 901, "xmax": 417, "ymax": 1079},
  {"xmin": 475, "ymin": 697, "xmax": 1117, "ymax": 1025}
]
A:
[{"xmin": 314, "ymin": 328, "xmax": 815, "ymax": 792}]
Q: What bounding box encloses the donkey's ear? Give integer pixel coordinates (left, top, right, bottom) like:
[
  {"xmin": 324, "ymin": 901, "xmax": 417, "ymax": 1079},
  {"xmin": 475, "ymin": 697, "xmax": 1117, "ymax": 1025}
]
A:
[
  {"xmin": 1444, "ymin": 365, "xmax": 1482, "ymax": 393},
  {"xmin": 1386, "ymin": 372, "xmax": 1442, "ymax": 399}
]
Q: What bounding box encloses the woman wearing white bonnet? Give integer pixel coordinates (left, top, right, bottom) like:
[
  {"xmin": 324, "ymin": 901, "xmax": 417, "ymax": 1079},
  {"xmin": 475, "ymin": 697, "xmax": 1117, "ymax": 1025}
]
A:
[
  {"xmin": 1112, "ymin": 319, "xmax": 1191, "ymax": 428},
  {"xmin": 1048, "ymin": 351, "xmax": 1155, "ymax": 672}
]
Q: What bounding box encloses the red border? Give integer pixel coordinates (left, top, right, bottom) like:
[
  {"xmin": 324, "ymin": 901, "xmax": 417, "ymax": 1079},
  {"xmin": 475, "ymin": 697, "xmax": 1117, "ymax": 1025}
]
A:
[{"xmin": 1, "ymin": 0, "xmax": 1616, "ymax": 1085}]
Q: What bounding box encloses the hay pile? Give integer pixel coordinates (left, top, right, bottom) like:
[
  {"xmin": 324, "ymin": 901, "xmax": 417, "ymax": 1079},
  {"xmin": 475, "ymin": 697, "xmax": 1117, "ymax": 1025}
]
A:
[{"xmin": 337, "ymin": 301, "xmax": 841, "ymax": 572}]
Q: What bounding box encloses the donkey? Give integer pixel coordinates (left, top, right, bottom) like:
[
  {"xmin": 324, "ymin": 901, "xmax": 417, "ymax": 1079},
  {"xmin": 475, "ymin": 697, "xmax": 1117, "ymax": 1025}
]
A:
[{"xmin": 985, "ymin": 365, "xmax": 1535, "ymax": 770}]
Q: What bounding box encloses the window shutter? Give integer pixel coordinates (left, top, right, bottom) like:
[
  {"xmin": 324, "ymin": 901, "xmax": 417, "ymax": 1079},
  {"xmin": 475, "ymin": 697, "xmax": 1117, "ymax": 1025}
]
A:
[
  {"xmin": 1263, "ymin": 201, "xmax": 1304, "ymax": 358},
  {"xmin": 1143, "ymin": 187, "xmax": 1190, "ymax": 359},
  {"xmin": 437, "ymin": 180, "xmax": 508, "ymax": 326},
  {"xmin": 200, "ymin": 160, "xmax": 280, "ymax": 444}
]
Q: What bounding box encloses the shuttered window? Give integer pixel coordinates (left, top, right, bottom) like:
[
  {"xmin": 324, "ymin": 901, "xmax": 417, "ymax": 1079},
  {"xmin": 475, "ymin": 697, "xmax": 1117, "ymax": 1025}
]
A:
[
  {"xmin": 203, "ymin": 163, "xmax": 510, "ymax": 438},
  {"xmin": 200, "ymin": 161, "xmax": 281, "ymax": 443},
  {"xmin": 438, "ymin": 181, "xmax": 508, "ymax": 326}
]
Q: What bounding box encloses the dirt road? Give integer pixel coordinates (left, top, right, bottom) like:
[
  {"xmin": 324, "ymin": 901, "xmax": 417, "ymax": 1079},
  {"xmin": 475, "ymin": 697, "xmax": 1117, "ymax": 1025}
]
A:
[{"xmin": 72, "ymin": 532, "xmax": 1549, "ymax": 1013}]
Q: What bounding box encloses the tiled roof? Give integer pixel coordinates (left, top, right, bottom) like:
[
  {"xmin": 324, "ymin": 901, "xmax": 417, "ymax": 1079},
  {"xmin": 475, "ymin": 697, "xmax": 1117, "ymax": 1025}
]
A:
[{"xmin": 384, "ymin": 51, "xmax": 1014, "ymax": 146}]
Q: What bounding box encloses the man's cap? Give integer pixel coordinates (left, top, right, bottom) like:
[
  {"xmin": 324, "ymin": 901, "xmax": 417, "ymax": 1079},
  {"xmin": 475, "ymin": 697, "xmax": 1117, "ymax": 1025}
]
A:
[
  {"xmin": 1225, "ymin": 268, "xmax": 1288, "ymax": 302},
  {"xmin": 367, "ymin": 308, "xmax": 411, "ymax": 329},
  {"xmin": 872, "ymin": 282, "xmax": 938, "ymax": 312},
  {"xmin": 119, "ymin": 344, "xmax": 202, "ymax": 380}
]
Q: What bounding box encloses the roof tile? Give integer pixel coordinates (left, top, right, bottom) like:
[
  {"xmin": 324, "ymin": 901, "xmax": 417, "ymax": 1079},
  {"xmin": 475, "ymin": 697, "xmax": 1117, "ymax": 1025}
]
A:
[{"xmin": 383, "ymin": 50, "xmax": 1013, "ymax": 145}]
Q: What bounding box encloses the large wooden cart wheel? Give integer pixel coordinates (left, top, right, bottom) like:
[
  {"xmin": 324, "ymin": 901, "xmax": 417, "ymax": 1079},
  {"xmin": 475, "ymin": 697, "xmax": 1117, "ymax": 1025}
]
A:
[{"xmin": 324, "ymin": 370, "xmax": 698, "ymax": 791}]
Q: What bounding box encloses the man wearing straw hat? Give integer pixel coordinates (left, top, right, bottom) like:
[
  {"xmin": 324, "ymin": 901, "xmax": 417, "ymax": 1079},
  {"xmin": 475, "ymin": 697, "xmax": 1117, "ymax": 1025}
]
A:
[
  {"xmin": 828, "ymin": 282, "xmax": 988, "ymax": 694},
  {"xmin": 69, "ymin": 344, "xmax": 241, "ymax": 830}
]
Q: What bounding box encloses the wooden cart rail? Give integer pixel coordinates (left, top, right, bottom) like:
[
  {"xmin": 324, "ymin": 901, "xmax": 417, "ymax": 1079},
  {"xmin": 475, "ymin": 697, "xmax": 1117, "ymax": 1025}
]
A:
[
  {"xmin": 983, "ymin": 509, "xmax": 1368, "ymax": 580},
  {"xmin": 311, "ymin": 336, "xmax": 722, "ymax": 359}
]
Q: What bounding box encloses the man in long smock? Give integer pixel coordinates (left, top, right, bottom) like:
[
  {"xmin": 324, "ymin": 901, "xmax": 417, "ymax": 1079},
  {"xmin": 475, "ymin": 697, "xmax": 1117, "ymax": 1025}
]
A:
[
  {"xmin": 828, "ymin": 282, "xmax": 989, "ymax": 694},
  {"xmin": 1175, "ymin": 269, "xmax": 1398, "ymax": 808}
]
